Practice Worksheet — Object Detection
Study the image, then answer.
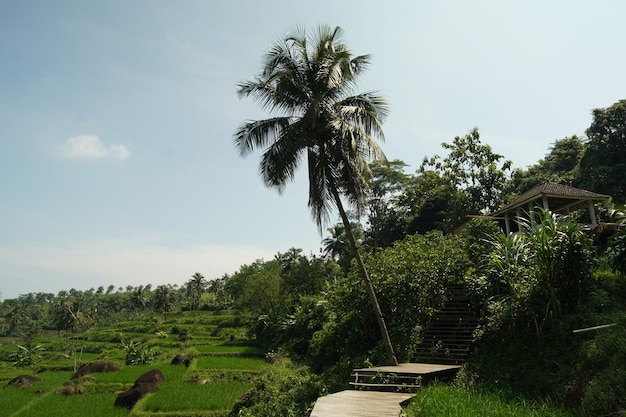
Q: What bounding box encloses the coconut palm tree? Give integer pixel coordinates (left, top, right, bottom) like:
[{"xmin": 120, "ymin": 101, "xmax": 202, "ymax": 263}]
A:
[
  {"xmin": 234, "ymin": 25, "xmax": 397, "ymax": 364},
  {"xmin": 186, "ymin": 273, "xmax": 207, "ymax": 312}
]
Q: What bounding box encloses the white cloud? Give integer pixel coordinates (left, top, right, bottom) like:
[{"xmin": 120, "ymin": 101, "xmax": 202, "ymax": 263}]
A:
[{"xmin": 57, "ymin": 135, "xmax": 131, "ymax": 160}]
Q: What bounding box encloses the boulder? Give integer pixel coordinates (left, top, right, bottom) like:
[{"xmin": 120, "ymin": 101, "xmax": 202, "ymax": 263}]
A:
[
  {"xmin": 61, "ymin": 386, "xmax": 75, "ymax": 395},
  {"xmin": 113, "ymin": 369, "xmax": 164, "ymax": 410},
  {"xmin": 7, "ymin": 375, "xmax": 42, "ymax": 388},
  {"xmin": 171, "ymin": 353, "xmax": 191, "ymax": 367},
  {"xmin": 114, "ymin": 387, "xmax": 145, "ymax": 409},
  {"xmin": 134, "ymin": 369, "xmax": 164, "ymax": 385},
  {"xmin": 71, "ymin": 361, "xmax": 120, "ymax": 380}
]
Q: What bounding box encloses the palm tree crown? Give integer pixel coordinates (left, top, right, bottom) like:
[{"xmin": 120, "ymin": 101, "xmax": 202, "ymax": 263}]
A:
[{"xmin": 234, "ymin": 25, "xmax": 388, "ymax": 231}]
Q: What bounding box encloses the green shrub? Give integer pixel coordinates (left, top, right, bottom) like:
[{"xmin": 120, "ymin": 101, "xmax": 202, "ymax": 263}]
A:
[
  {"xmin": 471, "ymin": 210, "xmax": 594, "ymax": 340},
  {"xmin": 120, "ymin": 339, "xmax": 157, "ymax": 365},
  {"xmin": 230, "ymin": 358, "xmax": 323, "ymax": 417},
  {"xmin": 572, "ymin": 320, "xmax": 626, "ymax": 415},
  {"xmin": 607, "ymin": 232, "xmax": 626, "ymax": 277}
]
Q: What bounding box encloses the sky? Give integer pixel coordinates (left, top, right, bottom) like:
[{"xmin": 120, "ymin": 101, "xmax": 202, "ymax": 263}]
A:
[{"xmin": 1, "ymin": 0, "xmax": 625, "ymax": 300}]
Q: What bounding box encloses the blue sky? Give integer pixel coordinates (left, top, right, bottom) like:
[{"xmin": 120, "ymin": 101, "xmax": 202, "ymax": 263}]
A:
[{"xmin": 1, "ymin": 0, "xmax": 624, "ymax": 299}]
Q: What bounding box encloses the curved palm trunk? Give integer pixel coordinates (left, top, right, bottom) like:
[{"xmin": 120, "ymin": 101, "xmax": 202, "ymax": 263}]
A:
[{"xmin": 330, "ymin": 185, "xmax": 399, "ymax": 366}]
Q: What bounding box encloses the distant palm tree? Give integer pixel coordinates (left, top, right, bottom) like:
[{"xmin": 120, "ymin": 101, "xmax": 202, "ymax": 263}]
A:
[
  {"xmin": 234, "ymin": 25, "xmax": 397, "ymax": 364},
  {"xmin": 6, "ymin": 305, "xmax": 25, "ymax": 343},
  {"xmin": 322, "ymin": 224, "xmax": 349, "ymax": 260},
  {"xmin": 186, "ymin": 273, "xmax": 207, "ymax": 311},
  {"xmin": 130, "ymin": 285, "xmax": 149, "ymax": 313},
  {"xmin": 154, "ymin": 285, "xmax": 174, "ymax": 324}
]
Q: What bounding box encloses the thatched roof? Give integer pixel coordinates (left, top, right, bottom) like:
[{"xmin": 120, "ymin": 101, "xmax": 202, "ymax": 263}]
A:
[{"xmin": 493, "ymin": 182, "xmax": 610, "ymax": 216}]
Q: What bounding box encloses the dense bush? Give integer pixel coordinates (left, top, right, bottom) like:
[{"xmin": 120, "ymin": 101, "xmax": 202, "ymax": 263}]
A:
[
  {"xmin": 465, "ymin": 210, "xmax": 626, "ymax": 415},
  {"xmin": 568, "ymin": 314, "xmax": 626, "ymax": 415},
  {"xmin": 607, "ymin": 231, "xmax": 626, "ymax": 277},
  {"xmin": 471, "ymin": 210, "xmax": 593, "ymax": 341},
  {"xmin": 230, "ymin": 358, "xmax": 323, "ymax": 417},
  {"xmin": 300, "ymin": 231, "xmax": 471, "ymax": 370}
]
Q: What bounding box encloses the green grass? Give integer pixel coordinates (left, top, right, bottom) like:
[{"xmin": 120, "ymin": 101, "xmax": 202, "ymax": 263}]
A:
[
  {"xmin": 10, "ymin": 391, "xmax": 129, "ymax": 417},
  {"xmin": 195, "ymin": 344, "xmax": 264, "ymax": 355},
  {"xmin": 141, "ymin": 380, "xmax": 251, "ymax": 412},
  {"xmin": 405, "ymin": 384, "xmax": 580, "ymax": 417},
  {"xmin": 1, "ymin": 370, "xmax": 104, "ymax": 417},
  {"xmin": 195, "ymin": 356, "xmax": 267, "ymax": 371}
]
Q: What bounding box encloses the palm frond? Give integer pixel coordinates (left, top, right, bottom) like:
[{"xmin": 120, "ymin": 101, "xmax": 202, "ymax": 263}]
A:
[
  {"xmin": 234, "ymin": 117, "xmax": 294, "ymax": 157},
  {"xmin": 307, "ymin": 147, "xmax": 335, "ymax": 231},
  {"xmin": 259, "ymin": 124, "xmax": 307, "ymax": 191}
]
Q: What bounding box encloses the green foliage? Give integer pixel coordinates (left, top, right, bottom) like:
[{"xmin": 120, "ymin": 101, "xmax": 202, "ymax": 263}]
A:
[
  {"xmin": 402, "ymin": 169, "xmax": 464, "ymax": 234},
  {"xmin": 607, "ymin": 230, "xmax": 626, "ymax": 277},
  {"xmin": 573, "ymin": 320, "xmax": 626, "ymax": 415},
  {"xmin": 508, "ymin": 136, "xmax": 585, "ymax": 195},
  {"xmin": 185, "ymin": 272, "xmax": 207, "ymax": 311},
  {"xmin": 471, "ymin": 210, "xmax": 593, "ymax": 340},
  {"xmin": 575, "ymin": 99, "xmax": 626, "ymax": 204},
  {"xmin": 460, "ymin": 217, "xmax": 502, "ymax": 268},
  {"xmin": 10, "ymin": 343, "xmax": 45, "ymax": 367},
  {"xmin": 224, "ymin": 259, "xmax": 283, "ymax": 315},
  {"xmin": 365, "ymin": 159, "xmax": 412, "ymax": 247},
  {"xmin": 120, "ymin": 339, "xmax": 158, "ymax": 365},
  {"xmin": 230, "ymin": 358, "xmax": 323, "ymax": 417},
  {"xmin": 294, "ymin": 231, "xmax": 471, "ymax": 369},
  {"xmin": 422, "ymin": 128, "xmax": 512, "ymax": 215},
  {"xmin": 364, "ymin": 231, "xmax": 471, "ymax": 357}
]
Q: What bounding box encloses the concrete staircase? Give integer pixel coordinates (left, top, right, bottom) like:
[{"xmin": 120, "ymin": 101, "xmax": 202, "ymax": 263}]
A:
[{"xmin": 412, "ymin": 284, "xmax": 478, "ymax": 366}]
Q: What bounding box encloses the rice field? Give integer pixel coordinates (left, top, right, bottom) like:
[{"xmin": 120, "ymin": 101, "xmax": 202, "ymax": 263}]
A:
[{"xmin": 0, "ymin": 310, "xmax": 266, "ymax": 417}]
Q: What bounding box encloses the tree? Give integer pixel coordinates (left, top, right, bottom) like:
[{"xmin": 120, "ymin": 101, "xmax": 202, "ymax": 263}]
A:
[
  {"xmin": 575, "ymin": 99, "xmax": 626, "ymax": 204},
  {"xmin": 365, "ymin": 160, "xmax": 411, "ymax": 247},
  {"xmin": 6, "ymin": 304, "xmax": 26, "ymax": 343},
  {"xmin": 423, "ymin": 128, "xmax": 512, "ymax": 216},
  {"xmin": 129, "ymin": 285, "xmax": 150, "ymax": 314},
  {"xmin": 234, "ymin": 25, "xmax": 398, "ymax": 364},
  {"xmin": 153, "ymin": 285, "xmax": 174, "ymax": 324},
  {"xmin": 401, "ymin": 168, "xmax": 464, "ymax": 234},
  {"xmin": 322, "ymin": 217, "xmax": 364, "ymax": 271},
  {"xmin": 322, "ymin": 224, "xmax": 350, "ymax": 261},
  {"xmin": 185, "ymin": 273, "xmax": 207, "ymax": 312},
  {"xmin": 508, "ymin": 135, "xmax": 585, "ymax": 196}
]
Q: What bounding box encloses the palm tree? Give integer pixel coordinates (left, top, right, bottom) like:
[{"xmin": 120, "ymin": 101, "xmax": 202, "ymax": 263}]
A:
[
  {"xmin": 154, "ymin": 285, "xmax": 174, "ymax": 324},
  {"xmin": 186, "ymin": 273, "xmax": 207, "ymax": 311},
  {"xmin": 234, "ymin": 25, "xmax": 397, "ymax": 364}
]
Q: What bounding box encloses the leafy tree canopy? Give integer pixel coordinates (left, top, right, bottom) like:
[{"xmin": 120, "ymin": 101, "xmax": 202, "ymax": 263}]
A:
[
  {"xmin": 575, "ymin": 99, "xmax": 626, "ymax": 204},
  {"xmin": 508, "ymin": 135, "xmax": 585, "ymax": 197}
]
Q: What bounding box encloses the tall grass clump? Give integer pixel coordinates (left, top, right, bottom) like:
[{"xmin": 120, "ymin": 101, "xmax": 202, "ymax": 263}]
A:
[{"xmin": 405, "ymin": 384, "xmax": 580, "ymax": 417}]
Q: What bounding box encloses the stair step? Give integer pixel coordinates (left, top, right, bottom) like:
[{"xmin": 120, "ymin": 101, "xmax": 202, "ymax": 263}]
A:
[{"xmin": 412, "ymin": 284, "xmax": 478, "ymax": 365}]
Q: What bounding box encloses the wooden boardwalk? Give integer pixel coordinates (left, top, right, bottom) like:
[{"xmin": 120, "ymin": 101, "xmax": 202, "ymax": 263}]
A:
[
  {"xmin": 310, "ymin": 390, "xmax": 414, "ymax": 417},
  {"xmin": 310, "ymin": 363, "xmax": 461, "ymax": 417}
]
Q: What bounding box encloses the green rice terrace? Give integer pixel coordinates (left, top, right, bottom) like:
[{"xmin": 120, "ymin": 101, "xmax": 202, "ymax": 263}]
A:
[{"xmin": 0, "ymin": 310, "xmax": 266, "ymax": 417}]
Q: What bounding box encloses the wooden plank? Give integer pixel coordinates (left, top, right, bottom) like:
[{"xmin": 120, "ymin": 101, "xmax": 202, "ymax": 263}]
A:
[
  {"xmin": 348, "ymin": 382, "xmax": 420, "ymax": 389},
  {"xmin": 310, "ymin": 390, "xmax": 414, "ymax": 417},
  {"xmin": 352, "ymin": 362, "xmax": 460, "ymax": 376}
]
